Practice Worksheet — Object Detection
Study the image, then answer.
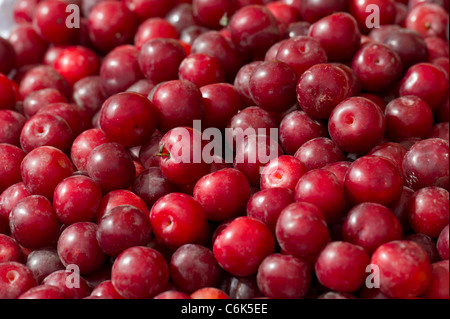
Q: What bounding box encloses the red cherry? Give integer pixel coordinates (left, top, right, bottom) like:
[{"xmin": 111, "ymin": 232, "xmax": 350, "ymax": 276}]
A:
[
  {"xmin": 213, "ymin": 216, "xmax": 275, "ymax": 277},
  {"xmin": 87, "ymin": 1, "xmax": 138, "ymax": 53},
  {"xmin": 402, "ymin": 138, "xmax": 449, "ymax": 191},
  {"xmin": 371, "ymin": 241, "xmax": 432, "ymax": 299},
  {"xmin": 194, "ymin": 168, "xmax": 251, "ymax": 222},
  {"xmin": 257, "ymin": 254, "xmax": 311, "ymax": 299},
  {"xmin": 328, "ymin": 97, "xmax": 386, "ymax": 155},
  {"xmin": 315, "ymin": 241, "xmax": 370, "ymax": 293},
  {"xmin": 295, "ymin": 168, "xmax": 347, "ymax": 224},
  {"xmin": 343, "ymin": 203, "xmax": 403, "ymax": 254},
  {"xmin": 111, "ymin": 246, "xmax": 169, "ymax": 299},
  {"xmin": 344, "ymin": 155, "xmax": 404, "ymax": 206},
  {"xmin": 408, "ymin": 186, "xmax": 449, "ymax": 238},
  {"xmin": 158, "ymin": 127, "xmax": 211, "ymax": 186},
  {"xmin": 57, "ymin": 222, "xmax": 108, "ymax": 275},
  {"xmin": 99, "ymin": 92, "xmax": 158, "ymax": 148},
  {"xmin": 54, "ymin": 46, "xmax": 100, "ymax": 87},
  {"xmin": 247, "ymin": 187, "xmax": 295, "ymax": 234},
  {"xmin": 229, "ymin": 5, "xmax": 280, "ymax": 59},
  {"xmin": 276, "ymin": 202, "xmax": 330, "ymax": 258},
  {"xmin": 150, "ymin": 193, "xmax": 209, "ymax": 250}
]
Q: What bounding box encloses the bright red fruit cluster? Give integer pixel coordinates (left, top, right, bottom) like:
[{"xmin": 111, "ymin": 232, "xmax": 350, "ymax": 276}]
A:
[{"xmin": 0, "ymin": 0, "xmax": 449, "ymax": 300}]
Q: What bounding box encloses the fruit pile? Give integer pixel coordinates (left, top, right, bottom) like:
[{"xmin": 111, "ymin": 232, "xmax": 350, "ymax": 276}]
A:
[{"xmin": 0, "ymin": 0, "xmax": 449, "ymax": 300}]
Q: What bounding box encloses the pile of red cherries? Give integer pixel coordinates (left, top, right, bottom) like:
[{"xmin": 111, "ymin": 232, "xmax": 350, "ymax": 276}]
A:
[{"xmin": 0, "ymin": 0, "xmax": 449, "ymax": 300}]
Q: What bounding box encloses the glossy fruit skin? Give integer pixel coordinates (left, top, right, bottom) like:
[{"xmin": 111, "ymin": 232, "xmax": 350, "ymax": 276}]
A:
[
  {"xmin": 383, "ymin": 28, "xmax": 429, "ymax": 71},
  {"xmin": 86, "ymin": 142, "xmax": 136, "ymax": 193},
  {"xmin": 308, "ymin": 12, "xmax": 361, "ymax": 62},
  {"xmin": 315, "ymin": 241, "xmax": 370, "ymax": 293},
  {"xmin": 154, "ymin": 290, "xmax": 192, "ymax": 299},
  {"xmin": 191, "ymin": 31, "xmax": 248, "ymax": 82},
  {"xmin": 343, "ymin": 203, "xmax": 403, "ymax": 254},
  {"xmin": 96, "ymin": 189, "xmax": 147, "ymax": 220},
  {"xmin": 42, "ymin": 269, "xmax": 92, "ymax": 299},
  {"xmin": 233, "ymin": 61, "xmax": 261, "ymax": 106},
  {"xmin": 9, "ymin": 195, "xmax": 60, "ymax": 250},
  {"xmin": 405, "ymin": 3, "xmax": 449, "ymax": 39},
  {"xmin": 96, "ymin": 205, "xmax": 152, "ymax": 258},
  {"xmin": 54, "ymin": 46, "xmax": 101, "ymax": 87},
  {"xmin": 131, "ymin": 167, "xmax": 179, "ymax": 209},
  {"xmin": 200, "ymin": 83, "xmax": 244, "ymax": 130},
  {"xmin": 25, "ymin": 249, "xmax": 64, "ymax": 284},
  {"xmin": 402, "ymin": 138, "xmax": 449, "ymax": 191},
  {"xmin": 408, "ymin": 187, "xmax": 449, "ymax": 238},
  {"xmin": 194, "ymin": 168, "xmax": 250, "ymax": 222},
  {"xmin": 20, "ymin": 146, "xmax": 74, "ymax": 200},
  {"xmin": 226, "ymin": 106, "xmax": 278, "ymax": 150},
  {"xmin": 111, "ymin": 246, "xmax": 169, "ymax": 299},
  {"xmin": 275, "ymin": 36, "xmax": 328, "ymax": 77},
  {"xmin": 190, "ymin": 287, "xmax": 230, "ymax": 299},
  {"xmin": 276, "ymin": 202, "xmax": 330, "ymax": 258},
  {"xmin": 344, "ymin": 156, "xmax": 404, "ymax": 206},
  {"xmin": 0, "ymin": 74, "xmax": 16, "ymax": 111},
  {"xmin": 0, "ymin": 234, "xmax": 24, "ymax": 263},
  {"xmin": 151, "ymin": 80, "xmax": 204, "ymax": 133},
  {"xmin": 297, "ymin": 63, "xmax": 351, "ymax": 120},
  {"xmin": 19, "ymin": 65, "xmax": 70, "ymax": 100},
  {"xmin": 297, "ymin": 0, "xmax": 348, "ymax": 23},
  {"xmin": 158, "ymin": 127, "xmax": 211, "ymax": 186},
  {"xmin": 8, "ymin": 23, "xmax": 48, "ymax": 69},
  {"xmin": 99, "ymin": 92, "xmax": 157, "ymax": 148},
  {"xmin": 90, "ymin": 280, "xmax": 125, "ymax": 299},
  {"xmin": 0, "ymin": 110, "xmax": 26, "ymax": 146},
  {"xmin": 399, "ymin": 63, "xmax": 449, "ymax": 111},
  {"xmin": 349, "ymin": 0, "xmax": 396, "ymax": 34},
  {"xmin": 0, "ymin": 37, "xmax": 16, "ymax": 75},
  {"xmin": 87, "ymin": 1, "xmax": 138, "ymax": 53},
  {"xmin": 178, "ymin": 53, "xmax": 226, "ymax": 88},
  {"xmin": 124, "ymin": 0, "xmax": 177, "ymax": 22},
  {"xmin": 422, "ymin": 260, "xmax": 449, "ymax": 300},
  {"xmin": 278, "ymin": 110, "xmax": 327, "ymax": 155},
  {"xmin": 20, "ymin": 112, "xmax": 74, "ymax": 153},
  {"xmin": 134, "ymin": 17, "xmax": 179, "ymax": 50},
  {"xmin": 371, "ymin": 241, "xmax": 432, "ymax": 299},
  {"xmin": 70, "ymin": 128, "xmax": 110, "ymax": 172},
  {"xmin": 57, "ymin": 222, "xmax": 108, "ymax": 275},
  {"xmin": 247, "ymin": 187, "xmax": 295, "ymax": 234},
  {"xmin": 53, "ymin": 175, "xmax": 102, "ymax": 225},
  {"xmin": 249, "ymin": 61, "xmax": 298, "ymax": 113},
  {"xmin": 32, "ymin": 0, "xmax": 79, "ymax": 45},
  {"xmin": 193, "ymin": 0, "xmax": 238, "ymax": 30},
  {"xmin": 257, "ymin": 254, "xmax": 311, "ymax": 299},
  {"xmin": 406, "ymin": 233, "xmax": 441, "ymax": 264},
  {"xmin": 169, "ymin": 244, "xmax": 223, "ymax": 293},
  {"xmin": 328, "ymin": 97, "xmax": 386, "ymax": 155},
  {"xmin": 437, "ymin": 225, "xmax": 449, "ymax": 260},
  {"xmin": 150, "ymin": 193, "xmax": 209, "ymax": 250},
  {"xmin": 260, "ymin": 155, "xmax": 307, "ymax": 192},
  {"xmin": 229, "ymin": 5, "xmax": 280, "ymax": 59},
  {"xmin": 0, "ymin": 262, "xmax": 37, "ymax": 299},
  {"xmin": 36, "ymin": 102, "xmax": 83, "ymax": 136},
  {"xmin": 213, "ymin": 217, "xmax": 275, "ymax": 277},
  {"xmin": 138, "ymin": 39, "xmax": 187, "ymax": 84},
  {"xmin": 385, "ymin": 96, "xmax": 434, "ymax": 142},
  {"xmin": 295, "ymin": 169, "xmax": 347, "ymax": 224},
  {"xmin": 351, "ymin": 43, "xmax": 403, "ymax": 93},
  {"xmin": 294, "ymin": 137, "xmax": 346, "ymax": 171},
  {"xmin": 234, "ymin": 135, "xmax": 284, "ymax": 186},
  {"xmin": 100, "ymin": 45, "xmax": 144, "ymax": 97},
  {"xmin": 0, "ymin": 144, "xmax": 26, "ymax": 194}
]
